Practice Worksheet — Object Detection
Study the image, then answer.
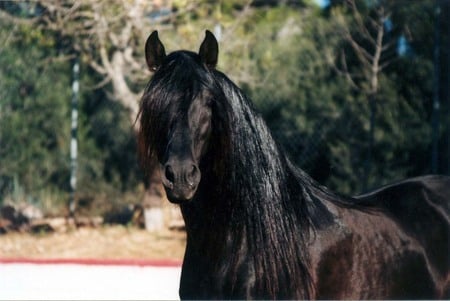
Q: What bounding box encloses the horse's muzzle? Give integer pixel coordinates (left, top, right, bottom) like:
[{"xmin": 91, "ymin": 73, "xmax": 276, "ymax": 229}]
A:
[{"xmin": 160, "ymin": 162, "xmax": 200, "ymax": 203}]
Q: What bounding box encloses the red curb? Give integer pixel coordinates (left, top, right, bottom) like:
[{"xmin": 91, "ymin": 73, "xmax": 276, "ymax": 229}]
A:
[{"xmin": 0, "ymin": 258, "xmax": 182, "ymax": 267}]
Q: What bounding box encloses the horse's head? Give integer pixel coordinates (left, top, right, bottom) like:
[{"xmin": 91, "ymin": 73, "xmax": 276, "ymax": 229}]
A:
[{"xmin": 139, "ymin": 30, "xmax": 227, "ymax": 204}]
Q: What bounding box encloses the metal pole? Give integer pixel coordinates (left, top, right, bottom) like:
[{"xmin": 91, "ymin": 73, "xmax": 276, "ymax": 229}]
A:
[
  {"xmin": 431, "ymin": 0, "xmax": 441, "ymax": 174},
  {"xmin": 69, "ymin": 56, "xmax": 79, "ymax": 218}
]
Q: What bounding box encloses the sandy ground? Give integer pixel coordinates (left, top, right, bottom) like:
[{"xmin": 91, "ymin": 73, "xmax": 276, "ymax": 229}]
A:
[{"xmin": 0, "ymin": 226, "xmax": 186, "ymax": 260}]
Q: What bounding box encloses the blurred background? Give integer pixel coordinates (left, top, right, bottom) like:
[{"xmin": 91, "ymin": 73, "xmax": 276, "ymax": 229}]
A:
[{"xmin": 0, "ymin": 0, "xmax": 449, "ymax": 234}]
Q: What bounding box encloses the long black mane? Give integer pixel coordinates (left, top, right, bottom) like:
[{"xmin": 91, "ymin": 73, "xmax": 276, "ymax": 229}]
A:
[{"xmin": 139, "ymin": 50, "xmax": 369, "ymax": 299}]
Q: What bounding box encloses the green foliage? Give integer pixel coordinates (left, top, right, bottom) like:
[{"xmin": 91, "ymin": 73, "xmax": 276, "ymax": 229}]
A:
[
  {"xmin": 0, "ymin": 21, "xmax": 141, "ymax": 213},
  {"xmin": 77, "ymin": 83, "xmax": 142, "ymax": 196},
  {"xmin": 214, "ymin": 0, "xmax": 447, "ymax": 194},
  {"xmin": 0, "ymin": 22, "xmax": 70, "ymax": 207},
  {"xmin": 0, "ymin": 0, "xmax": 447, "ymax": 212}
]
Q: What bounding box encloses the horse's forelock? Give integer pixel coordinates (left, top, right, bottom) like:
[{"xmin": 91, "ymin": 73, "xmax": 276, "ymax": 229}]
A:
[{"xmin": 138, "ymin": 52, "xmax": 232, "ymax": 174}]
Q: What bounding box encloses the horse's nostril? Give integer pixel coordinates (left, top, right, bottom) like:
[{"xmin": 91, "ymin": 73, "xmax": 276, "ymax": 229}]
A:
[
  {"xmin": 165, "ymin": 164, "xmax": 175, "ymax": 184},
  {"xmin": 188, "ymin": 164, "xmax": 200, "ymax": 182},
  {"xmin": 189, "ymin": 165, "xmax": 197, "ymax": 177}
]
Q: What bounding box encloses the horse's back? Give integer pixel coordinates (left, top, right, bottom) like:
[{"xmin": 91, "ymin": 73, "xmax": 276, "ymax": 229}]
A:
[
  {"xmin": 356, "ymin": 175, "xmax": 450, "ymax": 296},
  {"xmin": 357, "ymin": 175, "xmax": 449, "ymax": 209}
]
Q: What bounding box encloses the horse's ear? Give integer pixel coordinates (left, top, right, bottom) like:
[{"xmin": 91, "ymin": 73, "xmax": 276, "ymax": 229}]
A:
[
  {"xmin": 145, "ymin": 31, "xmax": 166, "ymax": 72},
  {"xmin": 199, "ymin": 30, "xmax": 219, "ymax": 69}
]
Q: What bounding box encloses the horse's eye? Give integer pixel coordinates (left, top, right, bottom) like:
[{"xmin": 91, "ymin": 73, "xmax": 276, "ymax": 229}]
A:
[{"xmin": 205, "ymin": 98, "xmax": 213, "ymax": 107}]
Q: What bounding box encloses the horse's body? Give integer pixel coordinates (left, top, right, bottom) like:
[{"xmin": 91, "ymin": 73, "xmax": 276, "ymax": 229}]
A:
[
  {"xmin": 138, "ymin": 31, "xmax": 450, "ymax": 299},
  {"xmin": 311, "ymin": 175, "xmax": 450, "ymax": 299}
]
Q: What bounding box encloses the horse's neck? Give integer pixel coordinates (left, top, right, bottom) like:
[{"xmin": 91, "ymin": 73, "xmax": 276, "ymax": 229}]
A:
[
  {"xmin": 180, "ymin": 189, "xmax": 247, "ymax": 290},
  {"xmin": 179, "ymin": 77, "xmax": 334, "ymax": 299},
  {"xmin": 179, "ymin": 205, "xmax": 253, "ymax": 298}
]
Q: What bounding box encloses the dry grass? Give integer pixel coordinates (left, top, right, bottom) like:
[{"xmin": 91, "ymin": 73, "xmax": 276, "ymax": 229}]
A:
[{"xmin": 0, "ymin": 226, "xmax": 186, "ymax": 260}]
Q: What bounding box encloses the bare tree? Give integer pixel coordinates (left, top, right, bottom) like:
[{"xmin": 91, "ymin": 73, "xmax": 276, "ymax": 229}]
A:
[
  {"xmin": 328, "ymin": 0, "xmax": 397, "ymax": 189},
  {"xmin": 1, "ymin": 0, "xmax": 206, "ymax": 122},
  {"xmin": 37, "ymin": 0, "xmax": 165, "ymax": 123}
]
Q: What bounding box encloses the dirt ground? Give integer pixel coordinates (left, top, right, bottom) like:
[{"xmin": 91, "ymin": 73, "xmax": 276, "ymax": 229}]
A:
[{"xmin": 0, "ymin": 226, "xmax": 186, "ymax": 260}]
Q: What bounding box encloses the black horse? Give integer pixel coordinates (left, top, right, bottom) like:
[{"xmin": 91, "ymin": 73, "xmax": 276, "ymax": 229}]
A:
[{"xmin": 138, "ymin": 30, "xmax": 450, "ymax": 300}]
